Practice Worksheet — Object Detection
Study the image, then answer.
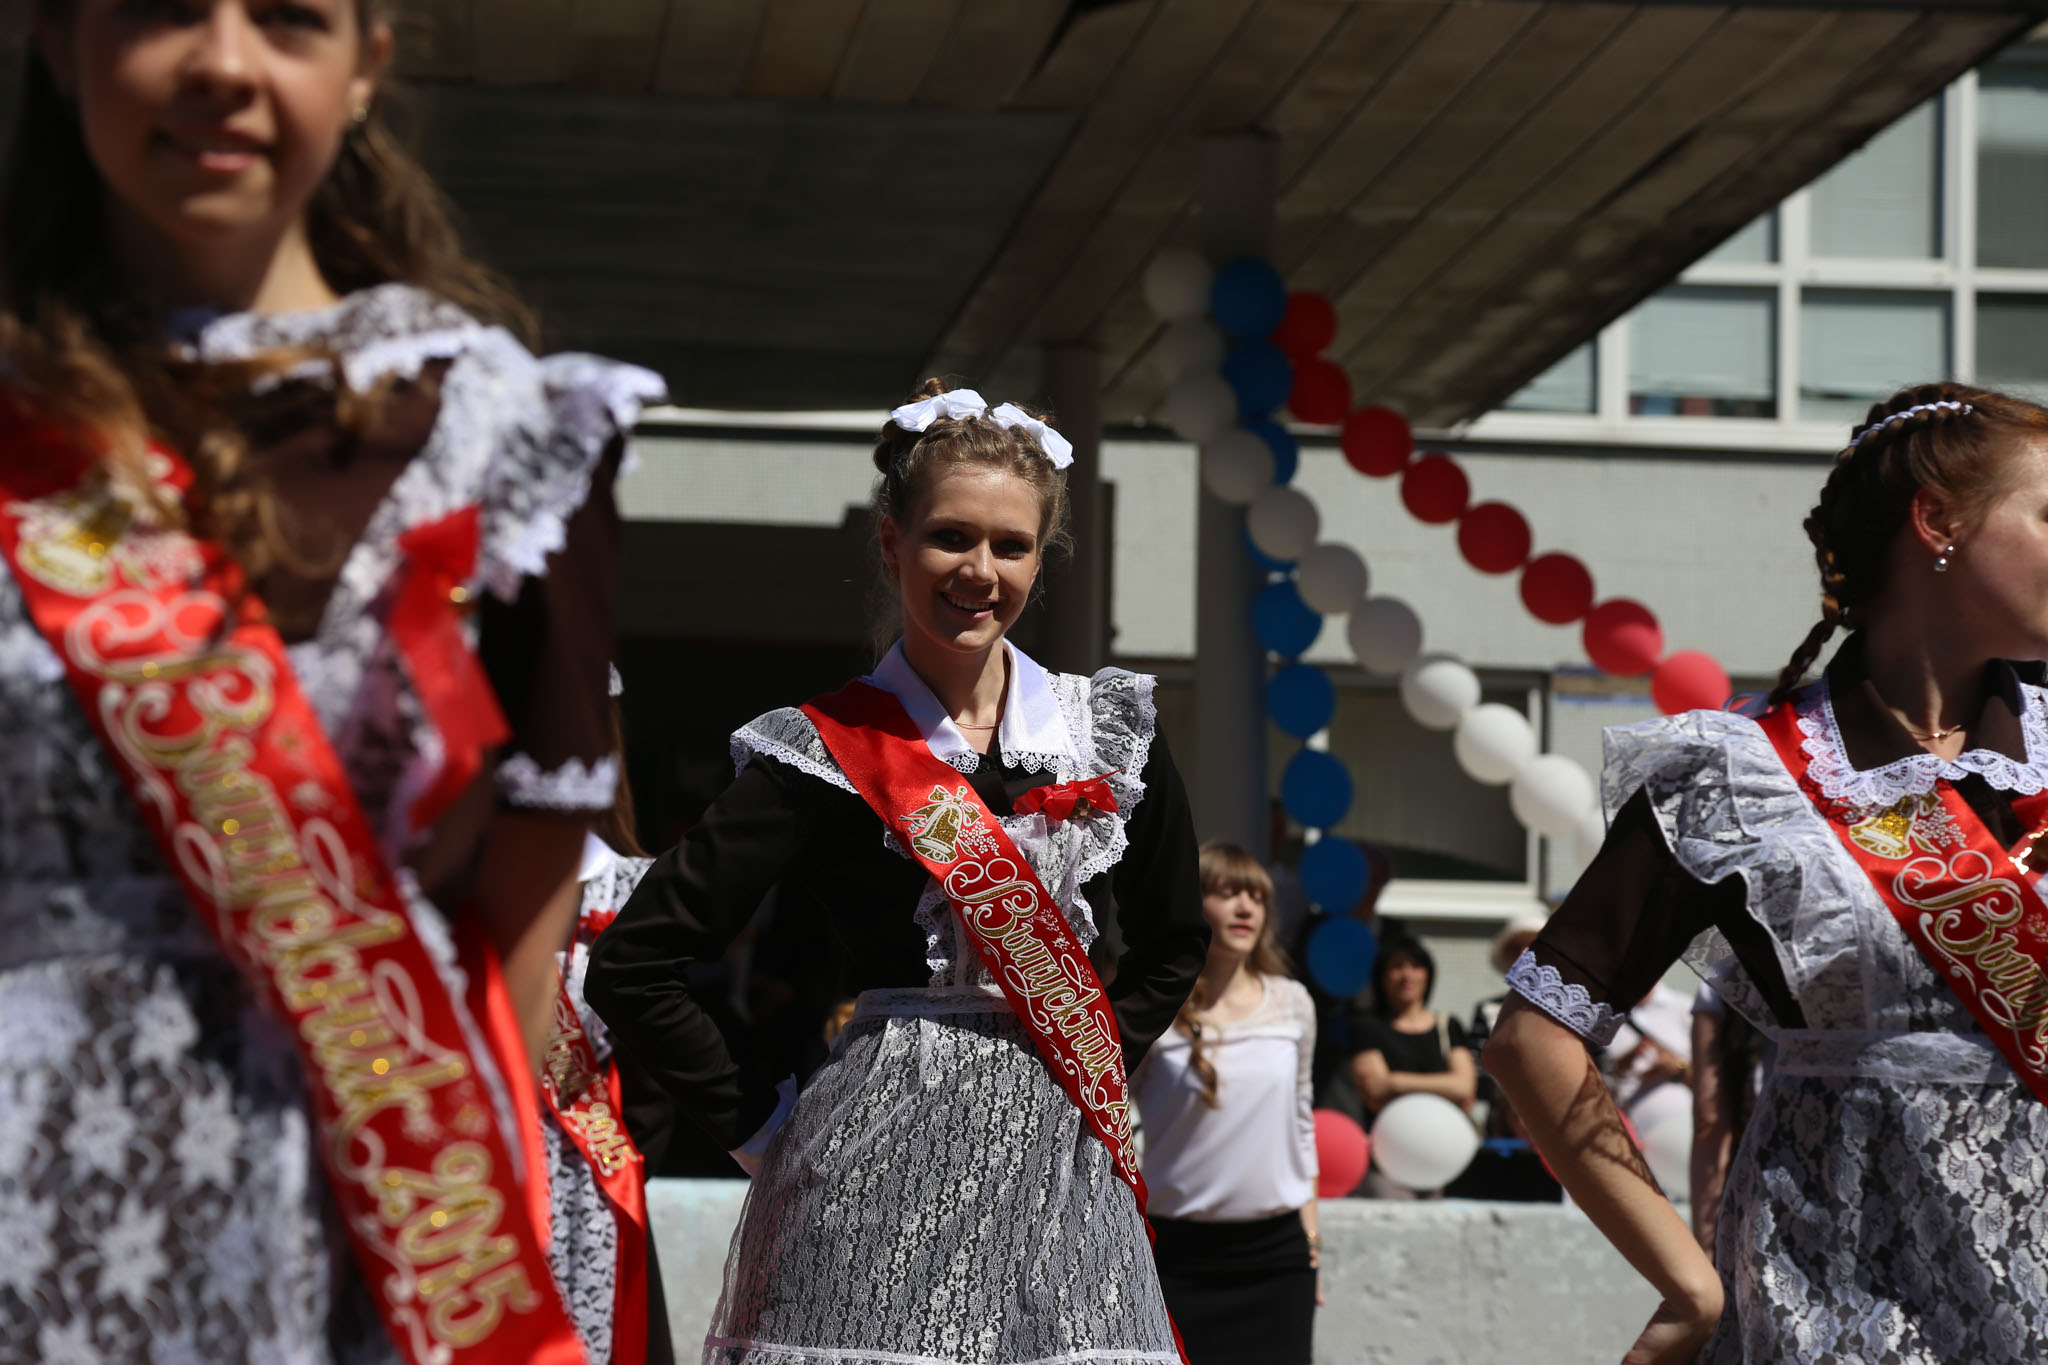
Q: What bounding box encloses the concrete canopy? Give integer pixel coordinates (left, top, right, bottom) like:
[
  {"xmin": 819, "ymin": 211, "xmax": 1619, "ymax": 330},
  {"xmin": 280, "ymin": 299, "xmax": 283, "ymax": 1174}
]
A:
[{"xmin": 10, "ymin": 3, "xmax": 2044, "ymax": 426}]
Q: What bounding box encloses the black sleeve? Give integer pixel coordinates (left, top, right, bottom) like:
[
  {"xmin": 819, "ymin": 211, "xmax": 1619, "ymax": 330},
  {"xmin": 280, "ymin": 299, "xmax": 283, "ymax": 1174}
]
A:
[
  {"xmin": 584, "ymin": 756, "xmax": 806, "ymax": 1150},
  {"xmin": 1105, "ymin": 732, "xmax": 1210, "ymax": 1064}
]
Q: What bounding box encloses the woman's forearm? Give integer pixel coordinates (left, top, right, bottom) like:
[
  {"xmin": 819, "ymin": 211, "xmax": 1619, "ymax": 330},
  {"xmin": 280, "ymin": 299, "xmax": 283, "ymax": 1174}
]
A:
[
  {"xmin": 1387, "ymin": 1069, "xmax": 1476, "ymax": 1104},
  {"xmin": 1483, "ymin": 999, "xmax": 1721, "ymax": 1316}
]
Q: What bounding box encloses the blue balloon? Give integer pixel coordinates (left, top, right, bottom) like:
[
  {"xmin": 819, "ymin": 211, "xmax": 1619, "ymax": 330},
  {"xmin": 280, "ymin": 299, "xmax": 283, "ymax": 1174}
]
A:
[
  {"xmin": 1266, "ymin": 663, "xmax": 1336, "ymax": 738},
  {"xmin": 1306, "ymin": 915, "xmax": 1378, "ymax": 997},
  {"xmin": 1282, "ymin": 747, "xmax": 1354, "ymax": 829},
  {"xmin": 1254, "ymin": 581, "xmax": 1322, "ymax": 659},
  {"xmin": 1244, "ymin": 526, "xmax": 1296, "ymax": 571},
  {"xmin": 1211, "ymin": 257, "xmax": 1288, "ymax": 338},
  {"xmin": 1246, "ymin": 416, "xmax": 1299, "ymax": 484},
  {"xmin": 1221, "ymin": 340, "xmax": 1293, "ymax": 418},
  {"xmin": 1299, "ymin": 835, "xmax": 1370, "ymax": 911}
]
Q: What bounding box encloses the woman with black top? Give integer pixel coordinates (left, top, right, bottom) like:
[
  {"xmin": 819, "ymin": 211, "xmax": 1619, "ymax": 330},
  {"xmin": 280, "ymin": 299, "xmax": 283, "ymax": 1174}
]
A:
[
  {"xmin": 1350, "ymin": 937, "xmax": 1474, "ymax": 1195},
  {"xmin": 585, "ymin": 380, "xmax": 1208, "ymax": 1365},
  {"xmin": 1485, "ymin": 383, "xmax": 2048, "ymax": 1363}
]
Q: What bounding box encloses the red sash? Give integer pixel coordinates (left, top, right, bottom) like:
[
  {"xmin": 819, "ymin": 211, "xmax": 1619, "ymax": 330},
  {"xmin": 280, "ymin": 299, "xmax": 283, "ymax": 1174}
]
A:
[
  {"xmin": 1759, "ymin": 700, "xmax": 2048, "ymax": 1103},
  {"xmin": 541, "ymin": 901, "xmax": 651, "ymax": 1365},
  {"xmin": 0, "ymin": 408, "xmax": 586, "ymax": 1365},
  {"xmin": 803, "ymin": 682, "xmax": 1183, "ymax": 1328}
]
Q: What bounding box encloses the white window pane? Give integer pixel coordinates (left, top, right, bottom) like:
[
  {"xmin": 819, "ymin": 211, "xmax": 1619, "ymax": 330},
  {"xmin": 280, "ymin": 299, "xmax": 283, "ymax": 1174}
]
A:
[
  {"xmin": 1503, "ymin": 341, "xmax": 1595, "ymax": 413},
  {"xmin": 1976, "ymin": 294, "xmax": 2048, "ymax": 401},
  {"xmin": 1705, "ymin": 211, "xmax": 1777, "ymax": 265},
  {"xmin": 1628, "ymin": 286, "xmax": 1775, "ymax": 418},
  {"xmin": 1979, "ymin": 56, "xmax": 2048, "ymax": 269},
  {"xmin": 1809, "ymin": 100, "xmax": 1941, "ymax": 259},
  {"xmin": 1798, "ymin": 289, "xmax": 1949, "ymax": 425}
]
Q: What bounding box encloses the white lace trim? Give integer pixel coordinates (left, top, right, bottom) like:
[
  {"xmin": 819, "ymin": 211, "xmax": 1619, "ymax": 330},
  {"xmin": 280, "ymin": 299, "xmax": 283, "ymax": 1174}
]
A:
[
  {"xmin": 705, "ymin": 1340, "xmax": 1180, "ymax": 1365},
  {"xmin": 498, "ymin": 753, "xmax": 619, "ymax": 810},
  {"xmin": 730, "ymin": 710, "xmax": 859, "ymax": 796},
  {"xmin": 1796, "ymin": 674, "xmax": 2048, "ymax": 809},
  {"xmin": 1504, "ymin": 949, "xmax": 1621, "ymax": 1046}
]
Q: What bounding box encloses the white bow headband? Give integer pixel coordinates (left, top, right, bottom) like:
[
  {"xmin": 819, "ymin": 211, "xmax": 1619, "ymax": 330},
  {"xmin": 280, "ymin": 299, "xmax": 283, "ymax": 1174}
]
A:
[
  {"xmin": 1851, "ymin": 399, "xmax": 1972, "ymax": 449},
  {"xmin": 887, "ymin": 388, "xmax": 1075, "ymax": 470}
]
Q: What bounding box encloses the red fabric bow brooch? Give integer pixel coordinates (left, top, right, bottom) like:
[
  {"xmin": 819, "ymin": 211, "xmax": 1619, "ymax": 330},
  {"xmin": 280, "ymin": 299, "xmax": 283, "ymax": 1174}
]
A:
[{"xmin": 1014, "ymin": 773, "xmax": 1120, "ymax": 823}]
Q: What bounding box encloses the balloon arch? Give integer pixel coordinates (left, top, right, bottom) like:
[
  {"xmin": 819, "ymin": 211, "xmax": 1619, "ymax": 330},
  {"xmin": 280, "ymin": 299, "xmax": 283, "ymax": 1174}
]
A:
[{"xmin": 1142, "ymin": 249, "xmax": 1736, "ymax": 995}]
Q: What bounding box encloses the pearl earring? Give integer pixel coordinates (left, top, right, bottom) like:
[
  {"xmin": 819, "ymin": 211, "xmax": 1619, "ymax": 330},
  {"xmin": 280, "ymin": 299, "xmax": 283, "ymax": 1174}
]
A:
[{"xmin": 1934, "ymin": 544, "xmax": 1955, "ymax": 573}]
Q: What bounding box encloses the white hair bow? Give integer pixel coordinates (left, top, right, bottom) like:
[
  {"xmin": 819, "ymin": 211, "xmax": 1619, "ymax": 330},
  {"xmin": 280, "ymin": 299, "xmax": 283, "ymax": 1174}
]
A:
[{"xmin": 887, "ymin": 388, "xmax": 1075, "ymax": 470}]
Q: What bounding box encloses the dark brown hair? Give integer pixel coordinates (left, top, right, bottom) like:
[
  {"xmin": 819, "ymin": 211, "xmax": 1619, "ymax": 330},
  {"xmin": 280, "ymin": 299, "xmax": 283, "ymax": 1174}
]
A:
[
  {"xmin": 3, "ymin": 0, "xmax": 530, "ymax": 583},
  {"xmin": 1175, "ymin": 842, "xmax": 1292, "ymax": 1109},
  {"xmin": 1767, "ymin": 381, "xmax": 2048, "ymax": 707},
  {"xmin": 590, "ymin": 697, "xmax": 648, "ymax": 859}
]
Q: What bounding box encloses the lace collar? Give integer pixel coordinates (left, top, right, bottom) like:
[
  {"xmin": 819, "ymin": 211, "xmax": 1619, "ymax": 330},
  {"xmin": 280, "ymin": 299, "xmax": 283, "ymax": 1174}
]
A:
[
  {"xmin": 168, "ymin": 283, "xmax": 488, "ymax": 392},
  {"xmin": 1794, "ymin": 670, "xmax": 2048, "ymax": 808},
  {"xmin": 866, "ymin": 639, "xmax": 1078, "ymax": 772},
  {"xmin": 578, "ymin": 832, "xmax": 617, "ymax": 884}
]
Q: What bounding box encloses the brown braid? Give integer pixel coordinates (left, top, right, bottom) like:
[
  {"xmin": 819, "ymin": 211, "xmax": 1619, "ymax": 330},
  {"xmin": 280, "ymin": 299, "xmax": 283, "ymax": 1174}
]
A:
[{"xmin": 1766, "ymin": 381, "xmax": 2048, "ymax": 708}]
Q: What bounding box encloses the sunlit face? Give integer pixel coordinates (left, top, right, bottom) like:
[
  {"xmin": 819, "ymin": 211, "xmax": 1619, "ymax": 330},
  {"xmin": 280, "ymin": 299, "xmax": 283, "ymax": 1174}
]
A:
[
  {"xmin": 880, "ymin": 465, "xmax": 1045, "ymax": 659},
  {"xmin": 1381, "ymin": 953, "xmax": 1429, "ymax": 1011},
  {"xmin": 1942, "ymin": 439, "xmax": 2048, "ymax": 661},
  {"xmin": 1201, "ymin": 881, "xmax": 1266, "ymax": 962},
  {"xmin": 43, "ymin": 0, "xmax": 384, "ymax": 257}
]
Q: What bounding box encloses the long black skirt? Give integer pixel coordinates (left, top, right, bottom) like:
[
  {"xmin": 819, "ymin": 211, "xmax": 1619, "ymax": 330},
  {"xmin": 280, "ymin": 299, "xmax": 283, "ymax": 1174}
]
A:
[{"xmin": 1150, "ymin": 1211, "xmax": 1316, "ymax": 1365}]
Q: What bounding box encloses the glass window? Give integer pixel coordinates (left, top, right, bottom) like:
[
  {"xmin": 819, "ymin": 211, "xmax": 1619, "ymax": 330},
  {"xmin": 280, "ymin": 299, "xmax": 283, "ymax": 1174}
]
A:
[
  {"xmin": 1799, "ymin": 289, "xmax": 1949, "ymax": 425},
  {"xmin": 1809, "ymin": 100, "xmax": 1941, "ymax": 259},
  {"xmin": 1705, "ymin": 211, "xmax": 1777, "ymax": 265},
  {"xmin": 1979, "ymin": 57, "xmax": 2048, "ymax": 269},
  {"xmin": 1503, "ymin": 341, "xmax": 1595, "ymax": 413},
  {"xmin": 1976, "ymin": 293, "xmax": 2048, "ymax": 400},
  {"xmin": 1628, "ymin": 286, "xmax": 1776, "ymax": 418}
]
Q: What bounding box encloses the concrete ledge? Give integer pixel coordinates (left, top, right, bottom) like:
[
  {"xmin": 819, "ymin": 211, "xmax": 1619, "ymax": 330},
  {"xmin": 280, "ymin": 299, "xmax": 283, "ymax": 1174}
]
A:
[{"xmin": 649, "ymin": 1180, "xmax": 1660, "ymax": 1364}]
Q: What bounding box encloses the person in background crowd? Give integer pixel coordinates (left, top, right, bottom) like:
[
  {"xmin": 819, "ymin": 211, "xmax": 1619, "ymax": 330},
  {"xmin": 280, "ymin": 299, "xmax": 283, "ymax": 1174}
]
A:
[
  {"xmin": 1350, "ymin": 935, "xmax": 1475, "ymax": 1197},
  {"xmin": 0, "ymin": 3, "xmax": 658, "ymax": 1359},
  {"xmin": 1602, "ymin": 978, "xmax": 1694, "ymax": 1133},
  {"xmin": 585, "ymin": 379, "xmax": 1208, "ymax": 1365},
  {"xmin": 1486, "ymin": 383, "xmax": 2048, "ymax": 1363},
  {"xmin": 1136, "ymin": 843, "xmax": 1321, "ymax": 1365}
]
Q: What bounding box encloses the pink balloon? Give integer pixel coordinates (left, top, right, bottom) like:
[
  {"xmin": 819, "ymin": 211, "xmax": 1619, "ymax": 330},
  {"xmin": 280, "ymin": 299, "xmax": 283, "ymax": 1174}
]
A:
[
  {"xmin": 1314, "ymin": 1108, "xmax": 1370, "ymax": 1198},
  {"xmin": 1653, "ymin": 650, "xmax": 1733, "ymax": 714}
]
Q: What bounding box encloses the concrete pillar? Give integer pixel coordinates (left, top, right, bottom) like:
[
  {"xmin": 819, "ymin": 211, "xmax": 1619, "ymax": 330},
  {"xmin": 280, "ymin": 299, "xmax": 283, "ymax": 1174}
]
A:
[
  {"xmin": 1193, "ymin": 134, "xmax": 1274, "ymax": 854},
  {"xmin": 1038, "ymin": 344, "xmax": 1109, "ymax": 675}
]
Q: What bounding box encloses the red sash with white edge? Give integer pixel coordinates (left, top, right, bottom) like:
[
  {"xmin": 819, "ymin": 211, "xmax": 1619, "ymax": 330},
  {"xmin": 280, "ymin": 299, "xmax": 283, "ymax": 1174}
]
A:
[
  {"xmin": 1758, "ymin": 700, "xmax": 2048, "ymax": 1104},
  {"xmin": 541, "ymin": 899, "xmax": 650, "ymax": 1365},
  {"xmin": 0, "ymin": 401, "xmax": 586, "ymax": 1365},
  {"xmin": 804, "ymin": 680, "xmax": 1187, "ymax": 1359}
]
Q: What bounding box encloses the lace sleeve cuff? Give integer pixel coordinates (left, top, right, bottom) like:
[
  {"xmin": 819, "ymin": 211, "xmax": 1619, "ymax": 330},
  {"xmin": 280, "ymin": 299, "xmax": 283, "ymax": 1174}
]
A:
[
  {"xmin": 1504, "ymin": 948, "xmax": 1622, "ymax": 1046},
  {"xmin": 498, "ymin": 753, "xmax": 619, "ymax": 812}
]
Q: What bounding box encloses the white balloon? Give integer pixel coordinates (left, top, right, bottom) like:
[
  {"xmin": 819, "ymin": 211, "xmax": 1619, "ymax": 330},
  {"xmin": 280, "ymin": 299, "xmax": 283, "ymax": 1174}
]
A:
[
  {"xmin": 1163, "ymin": 372, "xmax": 1237, "ymax": 443},
  {"xmin": 1399, "ymin": 653, "xmax": 1481, "ymax": 731},
  {"xmin": 1296, "ymin": 544, "xmax": 1369, "ymax": 616},
  {"xmin": 1573, "ymin": 805, "xmax": 1608, "ymax": 866},
  {"xmin": 1510, "ymin": 754, "xmax": 1599, "ymax": 838},
  {"xmin": 1370, "ymin": 1094, "xmax": 1481, "ymax": 1192},
  {"xmin": 1198, "ymin": 429, "xmax": 1275, "ymax": 505},
  {"xmin": 1152, "ymin": 317, "xmax": 1226, "ymax": 381},
  {"xmin": 1246, "ymin": 486, "xmax": 1320, "ymax": 562},
  {"xmin": 1347, "ymin": 598, "xmax": 1423, "ymax": 675},
  {"xmin": 1633, "ymin": 1089, "xmax": 1694, "ymax": 1200},
  {"xmin": 1453, "ymin": 702, "xmax": 1537, "ymax": 785},
  {"xmin": 1143, "ymin": 249, "xmax": 1213, "ymax": 321}
]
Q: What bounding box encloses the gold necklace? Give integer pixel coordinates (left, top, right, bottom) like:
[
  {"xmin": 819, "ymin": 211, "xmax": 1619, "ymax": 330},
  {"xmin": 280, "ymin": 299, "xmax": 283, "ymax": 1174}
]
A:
[
  {"xmin": 952, "ymin": 719, "xmax": 999, "ymax": 730},
  {"xmin": 1900, "ymin": 720, "xmax": 1966, "ymax": 743}
]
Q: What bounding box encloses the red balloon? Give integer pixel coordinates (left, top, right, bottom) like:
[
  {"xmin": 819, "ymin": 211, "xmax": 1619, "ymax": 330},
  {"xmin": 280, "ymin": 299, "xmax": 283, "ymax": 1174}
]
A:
[
  {"xmin": 1457, "ymin": 502, "xmax": 1532, "ymax": 575},
  {"xmin": 1273, "ymin": 292, "xmax": 1339, "ymax": 357},
  {"xmin": 1341, "ymin": 405, "xmax": 1413, "ymax": 477},
  {"xmin": 1289, "ymin": 357, "xmax": 1352, "ymax": 425},
  {"xmin": 1653, "ymin": 649, "xmax": 1733, "ymax": 715},
  {"xmin": 1314, "ymin": 1108, "xmax": 1371, "ymax": 1198},
  {"xmin": 1400, "ymin": 453, "xmax": 1469, "ymax": 524},
  {"xmin": 1521, "ymin": 553, "xmax": 1595, "ymax": 625},
  {"xmin": 1584, "ymin": 598, "xmax": 1664, "ymax": 677}
]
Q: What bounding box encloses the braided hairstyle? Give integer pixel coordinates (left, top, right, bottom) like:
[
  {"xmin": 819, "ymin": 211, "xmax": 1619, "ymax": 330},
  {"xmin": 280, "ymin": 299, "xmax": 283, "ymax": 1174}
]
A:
[
  {"xmin": 1767, "ymin": 381, "xmax": 2048, "ymax": 707},
  {"xmin": 1174, "ymin": 843, "xmax": 1291, "ymax": 1109},
  {"xmin": 867, "ymin": 377, "xmax": 1072, "ymax": 650}
]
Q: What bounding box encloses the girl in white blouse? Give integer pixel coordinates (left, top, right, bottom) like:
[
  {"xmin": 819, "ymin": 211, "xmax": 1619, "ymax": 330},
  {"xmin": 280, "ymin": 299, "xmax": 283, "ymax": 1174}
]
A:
[{"xmin": 1134, "ymin": 843, "xmax": 1321, "ymax": 1365}]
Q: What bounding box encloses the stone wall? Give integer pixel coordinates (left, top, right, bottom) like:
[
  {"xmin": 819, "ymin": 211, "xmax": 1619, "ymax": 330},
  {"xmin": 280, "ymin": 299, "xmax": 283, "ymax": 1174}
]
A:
[{"xmin": 649, "ymin": 1180, "xmax": 1664, "ymax": 1364}]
